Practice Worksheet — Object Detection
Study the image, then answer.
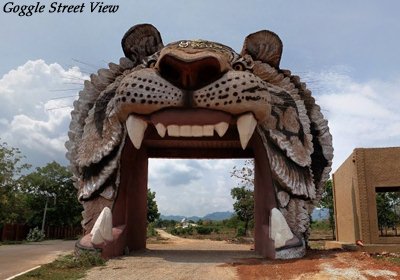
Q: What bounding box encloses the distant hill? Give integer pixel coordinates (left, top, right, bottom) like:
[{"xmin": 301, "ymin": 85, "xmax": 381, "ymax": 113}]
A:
[
  {"xmin": 203, "ymin": 211, "xmax": 233, "ymax": 221},
  {"xmin": 162, "ymin": 210, "xmax": 327, "ymax": 222},
  {"xmin": 161, "ymin": 211, "xmax": 234, "ymax": 222}
]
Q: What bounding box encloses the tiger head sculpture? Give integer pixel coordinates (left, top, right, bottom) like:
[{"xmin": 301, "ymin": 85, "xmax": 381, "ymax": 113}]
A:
[{"xmin": 66, "ymin": 24, "xmax": 333, "ymax": 259}]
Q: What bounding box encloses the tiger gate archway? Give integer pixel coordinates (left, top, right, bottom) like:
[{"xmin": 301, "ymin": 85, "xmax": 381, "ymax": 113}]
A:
[{"xmin": 66, "ymin": 24, "xmax": 333, "ymax": 259}]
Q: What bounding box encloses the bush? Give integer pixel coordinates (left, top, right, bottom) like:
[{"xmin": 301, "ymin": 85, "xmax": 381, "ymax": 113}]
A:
[
  {"xmin": 185, "ymin": 226, "xmax": 194, "ymax": 235},
  {"xmin": 170, "ymin": 226, "xmax": 193, "ymax": 236},
  {"xmin": 196, "ymin": 226, "xmax": 213, "ymax": 235},
  {"xmin": 53, "ymin": 251, "xmax": 105, "ymax": 268},
  {"xmin": 311, "ymin": 220, "xmax": 331, "ymax": 230},
  {"xmin": 236, "ymin": 226, "xmax": 246, "ymax": 237},
  {"xmin": 147, "ymin": 223, "xmax": 158, "ymax": 237},
  {"xmin": 26, "ymin": 227, "xmax": 45, "ymax": 242},
  {"xmin": 224, "ymin": 215, "xmax": 241, "ymax": 228}
]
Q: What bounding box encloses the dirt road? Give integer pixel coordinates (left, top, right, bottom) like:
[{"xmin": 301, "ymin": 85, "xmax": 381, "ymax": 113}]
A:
[
  {"xmin": 85, "ymin": 230, "xmax": 258, "ymax": 280},
  {"xmin": 85, "ymin": 231, "xmax": 400, "ymax": 280},
  {"xmin": 0, "ymin": 239, "xmax": 75, "ymax": 279}
]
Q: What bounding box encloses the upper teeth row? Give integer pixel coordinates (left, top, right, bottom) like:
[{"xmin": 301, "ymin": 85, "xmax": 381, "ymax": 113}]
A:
[
  {"xmin": 156, "ymin": 122, "xmax": 229, "ymax": 138},
  {"xmin": 126, "ymin": 112, "xmax": 257, "ymax": 150}
]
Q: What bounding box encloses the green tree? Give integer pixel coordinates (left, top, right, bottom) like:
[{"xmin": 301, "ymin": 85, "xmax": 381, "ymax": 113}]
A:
[
  {"xmin": 319, "ymin": 179, "xmax": 335, "ymax": 238},
  {"xmin": 231, "ymin": 186, "xmax": 254, "ymax": 235},
  {"xmin": 0, "ymin": 141, "xmax": 31, "ymax": 224},
  {"xmin": 376, "ymin": 191, "xmax": 399, "ymax": 235},
  {"xmin": 230, "ymin": 160, "xmax": 255, "ymax": 236},
  {"xmin": 147, "ymin": 188, "xmax": 160, "ymax": 224},
  {"xmin": 20, "ymin": 161, "xmax": 82, "ymax": 228}
]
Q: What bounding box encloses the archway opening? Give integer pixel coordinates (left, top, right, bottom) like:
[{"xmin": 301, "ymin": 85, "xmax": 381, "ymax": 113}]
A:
[
  {"xmin": 112, "ymin": 126, "xmax": 277, "ymax": 258},
  {"xmin": 149, "ymin": 158, "xmax": 246, "ymax": 219}
]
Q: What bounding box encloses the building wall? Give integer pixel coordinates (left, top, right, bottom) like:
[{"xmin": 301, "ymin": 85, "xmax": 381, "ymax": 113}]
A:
[
  {"xmin": 358, "ymin": 147, "xmax": 400, "ymax": 244},
  {"xmin": 333, "ymin": 147, "xmax": 400, "ymax": 244},
  {"xmin": 333, "ymin": 152, "xmax": 360, "ymax": 243}
]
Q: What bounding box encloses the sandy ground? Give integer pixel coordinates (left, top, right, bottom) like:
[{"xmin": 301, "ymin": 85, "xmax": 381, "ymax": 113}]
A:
[
  {"xmin": 85, "ymin": 230, "xmax": 400, "ymax": 280},
  {"xmin": 85, "ymin": 230, "xmax": 257, "ymax": 280},
  {"xmin": 0, "ymin": 240, "xmax": 76, "ymax": 279}
]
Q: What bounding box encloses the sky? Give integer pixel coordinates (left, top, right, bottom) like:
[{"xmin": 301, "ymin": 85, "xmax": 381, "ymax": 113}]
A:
[{"xmin": 0, "ymin": 1, "xmax": 399, "ymax": 216}]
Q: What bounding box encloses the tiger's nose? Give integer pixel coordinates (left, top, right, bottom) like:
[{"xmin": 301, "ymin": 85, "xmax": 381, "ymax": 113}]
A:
[{"xmin": 157, "ymin": 54, "xmax": 224, "ymax": 91}]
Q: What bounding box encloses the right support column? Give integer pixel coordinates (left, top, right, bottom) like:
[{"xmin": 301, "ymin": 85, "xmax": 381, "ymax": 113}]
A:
[{"xmin": 252, "ymin": 134, "xmax": 277, "ymax": 258}]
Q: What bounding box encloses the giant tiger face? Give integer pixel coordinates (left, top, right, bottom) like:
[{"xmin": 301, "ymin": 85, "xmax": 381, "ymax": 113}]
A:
[{"xmin": 66, "ymin": 24, "xmax": 332, "ymax": 259}]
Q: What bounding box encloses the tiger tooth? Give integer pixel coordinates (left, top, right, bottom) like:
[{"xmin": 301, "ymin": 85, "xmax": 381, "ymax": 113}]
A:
[
  {"xmin": 90, "ymin": 207, "xmax": 113, "ymax": 245},
  {"xmin": 126, "ymin": 115, "xmax": 147, "ymax": 149},
  {"xmin": 180, "ymin": 125, "xmax": 192, "ymax": 136},
  {"xmin": 155, "ymin": 123, "xmax": 166, "ymax": 138},
  {"xmin": 167, "ymin": 125, "xmax": 180, "ymax": 136},
  {"xmin": 203, "ymin": 125, "xmax": 214, "ymax": 136},
  {"xmin": 192, "ymin": 125, "xmax": 203, "ymax": 137},
  {"xmin": 214, "ymin": 122, "xmax": 229, "ymax": 137},
  {"xmin": 237, "ymin": 113, "xmax": 257, "ymax": 149}
]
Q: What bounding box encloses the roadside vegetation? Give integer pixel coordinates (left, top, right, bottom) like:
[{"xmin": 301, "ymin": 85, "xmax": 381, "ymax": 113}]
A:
[
  {"xmin": 13, "ymin": 251, "xmax": 105, "ymax": 280},
  {"xmin": 155, "ymin": 215, "xmax": 252, "ymax": 242},
  {"xmin": 0, "ymin": 141, "xmax": 82, "ymax": 242}
]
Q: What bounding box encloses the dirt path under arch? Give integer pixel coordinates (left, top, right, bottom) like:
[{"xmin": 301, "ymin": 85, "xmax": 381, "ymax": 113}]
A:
[
  {"xmin": 85, "ymin": 230, "xmax": 400, "ymax": 280},
  {"xmin": 85, "ymin": 229, "xmax": 257, "ymax": 280}
]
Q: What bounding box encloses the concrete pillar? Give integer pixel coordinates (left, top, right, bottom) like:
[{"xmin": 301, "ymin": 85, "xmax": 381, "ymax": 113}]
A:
[
  {"xmin": 126, "ymin": 147, "xmax": 148, "ymax": 251},
  {"xmin": 113, "ymin": 138, "xmax": 148, "ymax": 252},
  {"xmin": 252, "ymin": 134, "xmax": 276, "ymax": 258}
]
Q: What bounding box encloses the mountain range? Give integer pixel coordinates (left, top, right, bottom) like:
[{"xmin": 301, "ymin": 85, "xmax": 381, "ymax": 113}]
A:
[
  {"xmin": 161, "ymin": 208, "xmax": 329, "ymax": 222},
  {"xmin": 160, "ymin": 211, "xmax": 234, "ymax": 222}
]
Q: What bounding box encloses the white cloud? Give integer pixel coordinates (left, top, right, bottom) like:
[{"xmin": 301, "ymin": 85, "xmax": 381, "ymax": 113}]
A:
[
  {"xmin": 149, "ymin": 159, "xmax": 246, "ymax": 217},
  {"xmin": 0, "ymin": 59, "xmax": 243, "ymax": 217},
  {"xmin": 308, "ymin": 70, "xmax": 400, "ymax": 172},
  {"xmin": 0, "ymin": 60, "xmax": 87, "ymax": 166}
]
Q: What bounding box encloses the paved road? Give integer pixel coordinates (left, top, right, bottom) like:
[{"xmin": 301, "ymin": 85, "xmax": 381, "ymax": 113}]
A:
[{"xmin": 0, "ymin": 240, "xmax": 76, "ymax": 279}]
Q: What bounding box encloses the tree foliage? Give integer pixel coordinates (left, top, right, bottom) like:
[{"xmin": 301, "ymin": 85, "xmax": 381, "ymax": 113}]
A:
[
  {"xmin": 319, "ymin": 179, "xmax": 335, "ymax": 238},
  {"xmin": 147, "ymin": 188, "xmax": 160, "ymax": 224},
  {"xmin": 0, "ymin": 141, "xmax": 31, "ymax": 224},
  {"xmin": 20, "ymin": 161, "xmax": 82, "ymax": 227},
  {"xmin": 230, "ymin": 160, "xmax": 255, "ymax": 235},
  {"xmin": 231, "ymin": 159, "xmax": 254, "ymax": 189},
  {"xmin": 376, "ymin": 191, "xmax": 400, "ymax": 235},
  {"xmin": 231, "ymin": 186, "xmax": 254, "ymax": 235}
]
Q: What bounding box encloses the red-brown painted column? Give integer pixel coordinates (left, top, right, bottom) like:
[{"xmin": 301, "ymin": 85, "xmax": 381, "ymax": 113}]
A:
[
  {"xmin": 252, "ymin": 134, "xmax": 276, "ymax": 258},
  {"xmin": 125, "ymin": 147, "xmax": 148, "ymax": 251}
]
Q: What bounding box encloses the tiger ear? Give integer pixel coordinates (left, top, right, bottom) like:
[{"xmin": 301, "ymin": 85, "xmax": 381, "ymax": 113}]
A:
[
  {"xmin": 121, "ymin": 24, "xmax": 164, "ymax": 64},
  {"xmin": 240, "ymin": 30, "xmax": 283, "ymax": 68}
]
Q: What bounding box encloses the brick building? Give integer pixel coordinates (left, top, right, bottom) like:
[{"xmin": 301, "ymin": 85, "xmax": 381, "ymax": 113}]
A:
[{"xmin": 332, "ymin": 147, "xmax": 400, "ymax": 251}]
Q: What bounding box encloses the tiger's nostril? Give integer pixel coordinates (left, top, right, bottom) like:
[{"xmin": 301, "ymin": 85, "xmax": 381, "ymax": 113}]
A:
[{"xmin": 158, "ymin": 55, "xmax": 223, "ymax": 91}]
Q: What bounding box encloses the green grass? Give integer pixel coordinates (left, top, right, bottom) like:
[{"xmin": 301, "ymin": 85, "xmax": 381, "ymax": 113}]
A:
[
  {"xmin": 373, "ymin": 253, "xmax": 400, "ymax": 265},
  {"xmin": 311, "ymin": 220, "xmax": 332, "ymax": 230},
  {"xmin": 14, "ymin": 251, "xmax": 105, "ymax": 280}
]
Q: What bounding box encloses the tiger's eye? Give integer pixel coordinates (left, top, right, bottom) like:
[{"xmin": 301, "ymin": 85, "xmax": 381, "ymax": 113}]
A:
[
  {"xmin": 148, "ymin": 60, "xmax": 157, "ymax": 68},
  {"xmin": 233, "ymin": 63, "xmax": 245, "ymax": 71}
]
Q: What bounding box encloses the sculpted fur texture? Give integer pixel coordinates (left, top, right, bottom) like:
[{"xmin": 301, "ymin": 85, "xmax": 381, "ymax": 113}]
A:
[{"xmin": 66, "ymin": 24, "xmax": 333, "ymax": 258}]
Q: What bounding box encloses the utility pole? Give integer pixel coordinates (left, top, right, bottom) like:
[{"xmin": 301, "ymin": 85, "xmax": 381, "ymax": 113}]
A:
[{"xmin": 41, "ymin": 196, "xmax": 49, "ymax": 234}]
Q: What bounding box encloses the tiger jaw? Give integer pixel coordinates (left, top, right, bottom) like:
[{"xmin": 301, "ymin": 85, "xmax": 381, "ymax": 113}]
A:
[{"xmin": 125, "ymin": 111, "xmax": 257, "ymax": 150}]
